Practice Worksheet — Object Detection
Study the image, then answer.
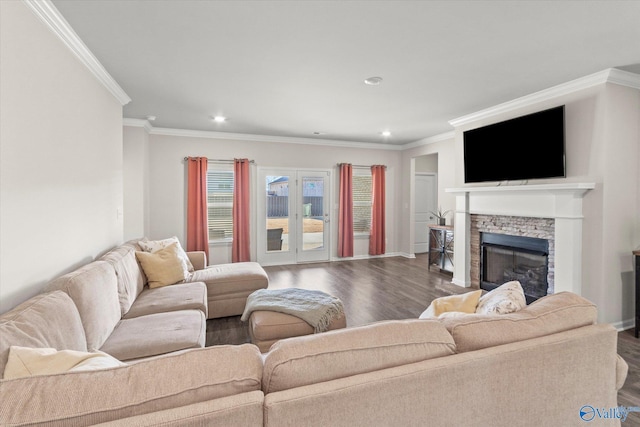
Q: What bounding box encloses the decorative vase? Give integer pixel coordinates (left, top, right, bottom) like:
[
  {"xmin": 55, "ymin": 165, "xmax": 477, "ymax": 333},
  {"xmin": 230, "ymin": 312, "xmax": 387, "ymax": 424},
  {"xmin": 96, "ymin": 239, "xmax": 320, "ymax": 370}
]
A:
[{"xmin": 438, "ymin": 218, "xmax": 446, "ymax": 226}]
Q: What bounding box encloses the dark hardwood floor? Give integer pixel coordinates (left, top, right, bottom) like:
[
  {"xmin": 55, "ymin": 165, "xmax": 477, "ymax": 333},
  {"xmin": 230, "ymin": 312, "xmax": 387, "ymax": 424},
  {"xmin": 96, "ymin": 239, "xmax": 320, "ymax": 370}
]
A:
[
  {"xmin": 206, "ymin": 254, "xmax": 640, "ymax": 419},
  {"xmin": 617, "ymin": 329, "xmax": 640, "ymax": 424}
]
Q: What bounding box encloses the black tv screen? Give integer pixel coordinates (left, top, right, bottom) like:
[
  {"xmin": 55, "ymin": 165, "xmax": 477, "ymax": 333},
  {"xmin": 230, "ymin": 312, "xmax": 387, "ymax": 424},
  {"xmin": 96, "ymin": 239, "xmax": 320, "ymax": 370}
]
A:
[{"xmin": 463, "ymin": 106, "xmax": 566, "ymax": 183}]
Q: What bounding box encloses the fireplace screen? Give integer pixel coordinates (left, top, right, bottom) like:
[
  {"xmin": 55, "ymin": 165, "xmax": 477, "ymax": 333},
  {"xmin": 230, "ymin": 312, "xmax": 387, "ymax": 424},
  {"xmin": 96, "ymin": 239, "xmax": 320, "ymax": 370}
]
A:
[{"xmin": 481, "ymin": 233, "xmax": 549, "ymax": 303}]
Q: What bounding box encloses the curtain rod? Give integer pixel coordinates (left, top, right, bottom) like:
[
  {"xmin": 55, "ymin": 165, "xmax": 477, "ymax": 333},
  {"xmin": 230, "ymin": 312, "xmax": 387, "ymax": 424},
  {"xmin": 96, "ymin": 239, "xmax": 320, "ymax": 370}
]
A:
[
  {"xmin": 337, "ymin": 163, "xmax": 387, "ymax": 169},
  {"xmin": 184, "ymin": 157, "xmax": 255, "ymax": 164}
]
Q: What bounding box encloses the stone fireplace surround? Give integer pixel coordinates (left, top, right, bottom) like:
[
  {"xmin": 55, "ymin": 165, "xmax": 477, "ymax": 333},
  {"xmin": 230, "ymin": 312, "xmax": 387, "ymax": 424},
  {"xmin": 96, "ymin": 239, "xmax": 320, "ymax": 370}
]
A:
[
  {"xmin": 470, "ymin": 215, "xmax": 555, "ymax": 294},
  {"xmin": 446, "ymin": 183, "xmax": 595, "ymax": 296}
]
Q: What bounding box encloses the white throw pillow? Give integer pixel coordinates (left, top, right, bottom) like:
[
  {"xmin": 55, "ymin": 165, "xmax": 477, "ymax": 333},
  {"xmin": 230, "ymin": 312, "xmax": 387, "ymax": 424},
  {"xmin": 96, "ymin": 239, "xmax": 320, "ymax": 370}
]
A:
[
  {"xmin": 475, "ymin": 280, "xmax": 527, "ymax": 315},
  {"xmin": 139, "ymin": 236, "xmax": 194, "ymax": 274},
  {"xmin": 3, "ymin": 346, "xmax": 126, "ymax": 380}
]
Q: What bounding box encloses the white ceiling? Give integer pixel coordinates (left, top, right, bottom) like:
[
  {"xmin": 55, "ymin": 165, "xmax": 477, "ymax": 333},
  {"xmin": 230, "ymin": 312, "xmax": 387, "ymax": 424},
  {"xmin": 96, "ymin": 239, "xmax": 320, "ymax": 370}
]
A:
[{"xmin": 51, "ymin": 0, "xmax": 640, "ymax": 146}]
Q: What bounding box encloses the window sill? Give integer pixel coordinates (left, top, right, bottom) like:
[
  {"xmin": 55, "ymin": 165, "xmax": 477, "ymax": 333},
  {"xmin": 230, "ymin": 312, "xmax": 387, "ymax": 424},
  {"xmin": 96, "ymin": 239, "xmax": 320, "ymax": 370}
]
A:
[
  {"xmin": 354, "ymin": 233, "xmax": 370, "ymax": 240},
  {"xmin": 209, "ymin": 239, "xmax": 232, "ymax": 246}
]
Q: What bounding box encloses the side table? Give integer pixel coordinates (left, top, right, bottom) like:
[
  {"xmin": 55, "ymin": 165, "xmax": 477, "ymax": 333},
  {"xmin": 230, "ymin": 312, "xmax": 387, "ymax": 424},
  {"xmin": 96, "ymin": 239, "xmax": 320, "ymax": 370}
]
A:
[{"xmin": 428, "ymin": 225, "xmax": 454, "ymax": 273}]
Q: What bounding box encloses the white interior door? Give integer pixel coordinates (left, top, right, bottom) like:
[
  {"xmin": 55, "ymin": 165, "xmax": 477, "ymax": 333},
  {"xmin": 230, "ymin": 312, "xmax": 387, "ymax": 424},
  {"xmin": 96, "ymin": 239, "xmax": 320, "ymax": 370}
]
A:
[
  {"xmin": 414, "ymin": 173, "xmax": 437, "ymax": 253},
  {"xmin": 257, "ymin": 168, "xmax": 330, "ymax": 265}
]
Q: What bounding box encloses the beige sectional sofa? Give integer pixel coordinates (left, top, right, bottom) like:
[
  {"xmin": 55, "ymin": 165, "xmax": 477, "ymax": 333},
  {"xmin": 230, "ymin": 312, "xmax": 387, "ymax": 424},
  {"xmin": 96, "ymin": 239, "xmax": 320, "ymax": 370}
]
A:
[
  {"xmin": 0, "ymin": 276, "xmax": 628, "ymax": 427},
  {"xmin": 1, "ymin": 238, "xmax": 268, "ymax": 363}
]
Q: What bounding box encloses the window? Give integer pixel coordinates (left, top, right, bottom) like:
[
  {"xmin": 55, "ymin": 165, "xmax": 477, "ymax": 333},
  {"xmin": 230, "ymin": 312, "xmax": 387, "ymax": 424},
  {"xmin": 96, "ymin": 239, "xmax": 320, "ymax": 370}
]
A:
[
  {"xmin": 352, "ymin": 173, "xmax": 372, "ymax": 234},
  {"xmin": 207, "ymin": 166, "xmax": 234, "ymax": 241}
]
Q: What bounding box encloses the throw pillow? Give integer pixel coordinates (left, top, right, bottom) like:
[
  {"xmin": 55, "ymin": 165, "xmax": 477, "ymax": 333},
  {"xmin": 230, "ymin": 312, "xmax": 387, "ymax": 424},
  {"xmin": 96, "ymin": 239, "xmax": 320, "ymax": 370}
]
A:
[
  {"xmin": 139, "ymin": 236, "xmax": 194, "ymax": 274},
  {"xmin": 419, "ymin": 290, "xmax": 483, "ymax": 319},
  {"xmin": 135, "ymin": 243, "xmax": 188, "ymax": 288},
  {"xmin": 475, "ymin": 280, "xmax": 527, "ymax": 315},
  {"xmin": 3, "ymin": 346, "xmax": 126, "ymax": 380}
]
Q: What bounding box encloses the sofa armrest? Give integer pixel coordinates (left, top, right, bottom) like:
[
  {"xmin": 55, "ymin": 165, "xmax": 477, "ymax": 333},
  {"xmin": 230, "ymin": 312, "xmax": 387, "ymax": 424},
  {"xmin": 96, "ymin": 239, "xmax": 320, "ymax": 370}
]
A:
[
  {"xmin": 187, "ymin": 251, "xmax": 207, "ymax": 270},
  {"xmin": 0, "ymin": 345, "xmax": 262, "ymax": 426},
  {"xmin": 616, "ymin": 354, "xmax": 629, "ymax": 390}
]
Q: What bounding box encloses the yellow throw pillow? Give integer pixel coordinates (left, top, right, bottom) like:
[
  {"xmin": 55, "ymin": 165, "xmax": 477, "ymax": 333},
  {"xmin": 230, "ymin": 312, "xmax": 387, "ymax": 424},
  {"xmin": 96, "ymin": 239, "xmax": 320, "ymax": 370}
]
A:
[
  {"xmin": 138, "ymin": 236, "xmax": 194, "ymax": 274},
  {"xmin": 135, "ymin": 243, "xmax": 187, "ymax": 288},
  {"xmin": 3, "ymin": 346, "xmax": 126, "ymax": 380},
  {"xmin": 419, "ymin": 290, "xmax": 483, "ymax": 319}
]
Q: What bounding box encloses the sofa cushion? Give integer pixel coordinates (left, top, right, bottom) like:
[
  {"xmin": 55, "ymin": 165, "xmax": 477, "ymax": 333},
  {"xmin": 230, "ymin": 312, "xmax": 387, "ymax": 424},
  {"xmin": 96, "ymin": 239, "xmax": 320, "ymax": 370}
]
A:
[
  {"xmin": 91, "ymin": 392, "xmax": 265, "ymax": 427},
  {"xmin": 123, "ymin": 282, "xmax": 208, "ymax": 319},
  {"xmin": 3, "ymin": 346, "xmax": 126, "ymax": 379},
  {"xmin": 0, "ymin": 291, "xmax": 87, "ymax": 378},
  {"xmin": 100, "ymin": 241, "xmax": 146, "ymax": 317},
  {"xmin": 46, "ymin": 261, "xmax": 121, "ymax": 351},
  {"xmin": 191, "ymin": 262, "xmax": 269, "ymax": 318},
  {"xmin": 136, "ymin": 243, "xmax": 188, "ymax": 288},
  {"xmin": 262, "ymin": 319, "xmax": 456, "ymax": 394},
  {"xmin": 190, "ymin": 262, "xmax": 268, "ymax": 296},
  {"xmin": 0, "ymin": 345, "xmax": 263, "ymax": 426},
  {"xmin": 99, "ymin": 310, "xmax": 206, "ymax": 361},
  {"xmin": 438, "ymin": 291, "xmax": 598, "ymax": 353}
]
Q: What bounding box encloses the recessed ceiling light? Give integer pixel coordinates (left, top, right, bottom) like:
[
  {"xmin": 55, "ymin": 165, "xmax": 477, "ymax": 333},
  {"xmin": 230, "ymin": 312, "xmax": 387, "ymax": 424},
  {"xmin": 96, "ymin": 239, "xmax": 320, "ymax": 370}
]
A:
[
  {"xmin": 381, "ymin": 130, "xmax": 391, "ymax": 137},
  {"xmin": 212, "ymin": 116, "xmax": 226, "ymax": 123},
  {"xmin": 146, "ymin": 115, "xmax": 156, "ymax": 121},
  {"xmin": 364, "ymin": 76, "xmax": 383, "ymax": 86}
]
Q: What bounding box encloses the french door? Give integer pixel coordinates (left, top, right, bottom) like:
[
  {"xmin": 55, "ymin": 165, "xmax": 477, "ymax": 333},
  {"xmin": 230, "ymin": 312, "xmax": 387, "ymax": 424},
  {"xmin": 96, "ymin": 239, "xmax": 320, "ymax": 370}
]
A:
[{"xmin": 257, "ymin": 168, "xmax": 331, "ymax": 265}]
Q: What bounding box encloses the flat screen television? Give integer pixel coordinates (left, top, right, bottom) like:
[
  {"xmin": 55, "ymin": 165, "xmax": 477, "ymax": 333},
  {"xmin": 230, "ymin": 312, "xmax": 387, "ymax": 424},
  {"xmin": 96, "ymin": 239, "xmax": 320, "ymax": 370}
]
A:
[{"xmin": 463, "ymin": 105, "xmax": 566, "ymax": 183}]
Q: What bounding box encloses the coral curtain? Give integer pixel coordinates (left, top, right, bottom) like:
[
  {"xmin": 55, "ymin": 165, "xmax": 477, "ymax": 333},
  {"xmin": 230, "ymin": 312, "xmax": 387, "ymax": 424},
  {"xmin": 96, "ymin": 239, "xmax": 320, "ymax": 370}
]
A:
[
  {"xmin": 338, "ymin": 163, "xmax": 354, "ymax": 257},
  {"xmin": 369, "ymin": 165, "xmax": 386, "ymax": 255},
  {"xmin": 186, "ymin": 157, "xmax": 209, "ymax": 262},
  {"xmin": 232, "ymin": 158, "xmax": 251, "ymax": 262}
]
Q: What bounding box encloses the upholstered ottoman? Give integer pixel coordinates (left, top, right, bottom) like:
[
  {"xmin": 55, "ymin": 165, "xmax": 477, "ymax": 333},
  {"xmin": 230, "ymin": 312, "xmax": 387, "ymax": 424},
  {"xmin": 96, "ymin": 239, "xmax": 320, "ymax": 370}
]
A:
[{"xmin": 248, "ymin": 310, "xmax": 347, "ymax": 352}]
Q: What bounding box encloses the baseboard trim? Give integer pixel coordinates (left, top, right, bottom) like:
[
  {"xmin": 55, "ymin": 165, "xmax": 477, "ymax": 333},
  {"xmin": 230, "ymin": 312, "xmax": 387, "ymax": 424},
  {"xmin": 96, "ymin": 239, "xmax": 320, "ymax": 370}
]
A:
[
  {"xmin": 330, "ymin": 252, "xmax": 404, "ymax": 262},
  {"xmin": 611, "ymin": 318, "xmax": 635, "ymax": 332},
  {"xmin": 451, "ymin": 278, "xmax": 470, "ymax": 287}
]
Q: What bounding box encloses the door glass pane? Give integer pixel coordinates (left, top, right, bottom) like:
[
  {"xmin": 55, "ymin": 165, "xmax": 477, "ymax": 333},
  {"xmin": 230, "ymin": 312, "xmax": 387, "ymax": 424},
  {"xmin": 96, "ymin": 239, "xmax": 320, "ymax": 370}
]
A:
[
  {"xmin": 266, "ymin": 175, "xmax": 289, "ymax": 252},
  {"xmin": 302, "ymin": 176, "xmax": 324, "ymax": 251}
]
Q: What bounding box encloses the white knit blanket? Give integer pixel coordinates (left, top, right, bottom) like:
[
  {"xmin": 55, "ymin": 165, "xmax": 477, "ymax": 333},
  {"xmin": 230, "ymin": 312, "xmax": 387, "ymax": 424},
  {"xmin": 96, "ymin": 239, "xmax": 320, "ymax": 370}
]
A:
[{"xmin": 241, "ymin": 288, "xmax": 344, "ymax": 333}]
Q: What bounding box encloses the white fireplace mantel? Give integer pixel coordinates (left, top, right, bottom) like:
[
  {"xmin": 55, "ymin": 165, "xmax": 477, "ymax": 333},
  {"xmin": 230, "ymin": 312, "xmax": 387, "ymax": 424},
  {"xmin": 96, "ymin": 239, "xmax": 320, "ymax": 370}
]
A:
[{"xmin": 445, "ymin": 183, "xmax": 596, "ymax": 295}]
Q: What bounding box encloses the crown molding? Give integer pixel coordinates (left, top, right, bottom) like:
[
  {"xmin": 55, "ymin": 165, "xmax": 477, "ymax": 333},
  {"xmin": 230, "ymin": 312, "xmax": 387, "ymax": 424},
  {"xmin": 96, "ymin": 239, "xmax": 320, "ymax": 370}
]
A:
[
  {"xmin": 23, "ymin": 0, "xmax": 131, "ymax": 106},
  {"xmin": 123, "ymin": 118, "xmax": 153, "ymax": 133},
  {"xmin": 122, "ymin": 121, "xmax": 406, "ymax": 151},
  {"xmin": 607, "ymin": 68, "xmax": 640, "ymax": 89},
  {"xmin": 402, "ymin": 131, "xmax": 455, "ymax": 150},
  {"xmin": 449, "ymin": 68, "xmax": 639, "ymax": 127}
]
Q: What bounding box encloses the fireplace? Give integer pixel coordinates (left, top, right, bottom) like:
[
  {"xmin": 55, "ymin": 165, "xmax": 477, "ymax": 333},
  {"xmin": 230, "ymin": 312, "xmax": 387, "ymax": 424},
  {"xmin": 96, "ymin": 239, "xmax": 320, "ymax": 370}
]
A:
[
  {"xmin": 446, "ymin": 183, "xmax": 594, "ymax": 296},
  {"xmin": 481, "ymin": 232, "xmax": 549, "ymax": 304}
]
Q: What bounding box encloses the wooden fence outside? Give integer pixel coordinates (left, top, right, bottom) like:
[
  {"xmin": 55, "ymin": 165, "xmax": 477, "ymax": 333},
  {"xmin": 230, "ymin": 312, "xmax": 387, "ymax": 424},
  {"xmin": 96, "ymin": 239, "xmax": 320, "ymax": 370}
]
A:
[{"xmin": 267, "ymin": 196, "xmax": 323, "ymax": 217}]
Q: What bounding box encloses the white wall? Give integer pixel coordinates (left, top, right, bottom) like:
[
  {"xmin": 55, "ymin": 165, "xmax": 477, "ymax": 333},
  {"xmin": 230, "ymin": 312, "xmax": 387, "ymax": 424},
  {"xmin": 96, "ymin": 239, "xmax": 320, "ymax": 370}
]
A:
[
  {"xmin": 123, "ymin": 126, "xmax": 150, "ymax": 240},
  {"xmin": 0, "ymin": 2, "xmax": 124, "ymax": 314},
  {"xmin": 415, "ymin": 154, "xmax": 438, "ymax": 173},
  {"xmin": 597, "ymin": 83, "xmax": 639, "ymax": 325},
  {"xmin": 133, "ymin": 132, "xmax": 403, "ymax": 265}
]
